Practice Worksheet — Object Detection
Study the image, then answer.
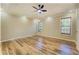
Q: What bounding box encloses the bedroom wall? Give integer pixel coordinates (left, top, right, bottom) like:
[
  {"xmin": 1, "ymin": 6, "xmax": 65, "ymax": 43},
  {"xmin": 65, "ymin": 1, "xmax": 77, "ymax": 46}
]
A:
[
  {"xmin": 77, "ymin": 9, "xmax": 79, "ymax": 51},
  {"xmin": 0, "ymin": 7, "xmax": 1, "ymax": 54},
  {"xmin": 0, "ymin": 7, "xmax": 1, "ymax": 41},
  {"xmin": 1, "ymin": 14, "xmax": 37, "ymax": 41},
  {"xmin": 38, "ymin": 9, "xmax": 76, "ymax": 41},
  {"xmin": 76, "ymin": 5, "xmax": 79, "ymax": 51},
  {"xmin": 0, "ymin": 15, "xmax": 1, "ymax": 41}
]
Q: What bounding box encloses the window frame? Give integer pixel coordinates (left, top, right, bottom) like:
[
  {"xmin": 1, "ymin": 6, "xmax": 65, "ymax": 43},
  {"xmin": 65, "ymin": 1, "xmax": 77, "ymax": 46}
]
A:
[{"xmin": 60, "ymin": 17, "xmax": 71, "ymax": 35}]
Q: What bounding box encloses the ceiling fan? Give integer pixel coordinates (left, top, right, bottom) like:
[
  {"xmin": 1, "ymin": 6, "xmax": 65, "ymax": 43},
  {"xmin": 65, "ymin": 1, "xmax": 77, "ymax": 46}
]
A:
[{"xmin": 32, "ymin": 4, "xmax": 47, "ymax": 14}]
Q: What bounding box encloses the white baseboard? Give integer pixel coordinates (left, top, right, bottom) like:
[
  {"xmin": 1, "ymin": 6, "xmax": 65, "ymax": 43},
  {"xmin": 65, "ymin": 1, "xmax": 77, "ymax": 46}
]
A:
[
  {"xmin": 0, "ymin": 34, "xmax": 34, "ymax": 42},
  {"xmin": 0, "ymin": 34, "xmax": 76, "ymax": 43},
  {"xmin": 37, "ymin": 34, "xmax": 76, "ymax": 43}
]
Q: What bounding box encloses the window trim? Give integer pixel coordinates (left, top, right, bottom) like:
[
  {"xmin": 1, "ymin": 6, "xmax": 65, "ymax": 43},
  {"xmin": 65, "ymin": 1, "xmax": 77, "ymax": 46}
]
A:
[{"xmin": 60, "ymin": 17, "xmax": 71, "ymax": 35}]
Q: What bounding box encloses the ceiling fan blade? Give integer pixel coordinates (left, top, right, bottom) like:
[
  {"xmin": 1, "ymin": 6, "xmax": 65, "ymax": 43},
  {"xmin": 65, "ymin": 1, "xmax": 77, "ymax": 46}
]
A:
[
  {"xmin": 32, "ymin": 6, "xmax": 38, "ymax": 10},
  {"xmin": 41, "ymin": 5, "xmax": 44, "ymax": 9},
  {"xmin": 38, "ymin": 5, "xmax": 41, "ymax": 8},
  {"xmin": 41, "ymin": 10, "xmax": 47, "ymax": 12}
]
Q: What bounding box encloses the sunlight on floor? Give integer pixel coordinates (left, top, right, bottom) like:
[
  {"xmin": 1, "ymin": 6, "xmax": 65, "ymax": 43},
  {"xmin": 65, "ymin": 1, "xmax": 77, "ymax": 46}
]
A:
[
  {"xmin": 59, "ymin": 44, "xmax": 73, "ymax": 55},
  {"xmin": 36, "ymin": 37, "xmax": 44, "ymax": 50}
]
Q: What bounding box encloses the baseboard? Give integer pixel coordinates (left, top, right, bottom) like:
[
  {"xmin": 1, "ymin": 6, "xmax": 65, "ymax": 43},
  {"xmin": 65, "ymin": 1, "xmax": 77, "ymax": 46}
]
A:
[
  {"xmin": 0, "ymin": 34, "xmax": 76, "ymax": 43},
  {"xmin": 37, "ymin": 34, "xmax": 76, "ymax": 43},
  {"xmin": 0, "ymin": 34, "xmax": 34, "ymax": 42}
]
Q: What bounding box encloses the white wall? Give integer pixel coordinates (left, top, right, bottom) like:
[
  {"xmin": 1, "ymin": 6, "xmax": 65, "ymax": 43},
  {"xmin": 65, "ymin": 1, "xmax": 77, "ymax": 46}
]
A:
[
  {"xmin": 77, "ymin": 8, "xmax": 79, "ymax": 51},
  {"xmin": 0, "ymin": 11, "xmax": 1, "ymax": 54},
  {"xmin": 0, "ymin": 22, "xmax": 1, "ymax": 54},
  {"xmin": 38, "ymin": 10, "xmax": 76, "ymax": 41},
  {"xmin": 0, "ymin": 16, "xmax": 1, "ymax": 41},
  {"xmin": 1, "ymin": 14, "xmax": 36, "ymax": 41}
]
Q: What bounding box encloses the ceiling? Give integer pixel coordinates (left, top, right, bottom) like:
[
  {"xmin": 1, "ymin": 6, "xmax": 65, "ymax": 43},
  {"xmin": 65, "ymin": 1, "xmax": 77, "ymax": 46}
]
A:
[{"xmin": 1, "ymin": 3, "xmax": 77, "ymax": 18}]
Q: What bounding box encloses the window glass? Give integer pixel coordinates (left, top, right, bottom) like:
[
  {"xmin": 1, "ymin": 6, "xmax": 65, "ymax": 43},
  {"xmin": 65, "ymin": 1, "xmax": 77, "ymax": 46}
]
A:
[{"xmin": 61, "ymin": 17, "xmax": 71, "ymax": 35}]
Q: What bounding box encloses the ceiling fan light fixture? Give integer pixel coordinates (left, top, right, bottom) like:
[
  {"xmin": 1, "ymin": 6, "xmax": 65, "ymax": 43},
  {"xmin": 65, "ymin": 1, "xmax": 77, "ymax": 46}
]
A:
[{"xmin": 37, "ymin": 10, "xmax": 42, "ymax": 14}]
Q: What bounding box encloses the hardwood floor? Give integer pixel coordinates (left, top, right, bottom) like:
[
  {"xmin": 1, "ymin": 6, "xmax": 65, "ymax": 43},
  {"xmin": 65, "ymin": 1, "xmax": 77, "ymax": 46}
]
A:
[{"xmin": 1, "ymin": 35, "xmax": 79, "ymax": 55}]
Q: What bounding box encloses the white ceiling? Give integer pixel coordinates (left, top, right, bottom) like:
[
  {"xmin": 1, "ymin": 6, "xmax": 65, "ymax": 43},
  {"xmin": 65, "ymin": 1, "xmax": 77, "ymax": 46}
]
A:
[{"xmin": 1, "ymin": 3, "xmax": 77, "ymax": 18}]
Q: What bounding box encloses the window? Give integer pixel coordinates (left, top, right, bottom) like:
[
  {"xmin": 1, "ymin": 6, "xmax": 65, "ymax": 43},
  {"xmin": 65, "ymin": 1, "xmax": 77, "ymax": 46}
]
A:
[
  {"xmin": 38, "ymin": 21, "xmax": 43, "ymax": 32},
  {"xmin": 61, "ymin": 17, "xmax": 71, "ymax": 35}
]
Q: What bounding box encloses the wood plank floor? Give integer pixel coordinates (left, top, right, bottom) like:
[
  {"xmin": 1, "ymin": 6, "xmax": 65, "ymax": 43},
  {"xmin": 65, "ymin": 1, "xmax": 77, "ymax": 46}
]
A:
[{"xmin": 1, "ymin": 35, "xmax": 79, "ymax": 55}]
